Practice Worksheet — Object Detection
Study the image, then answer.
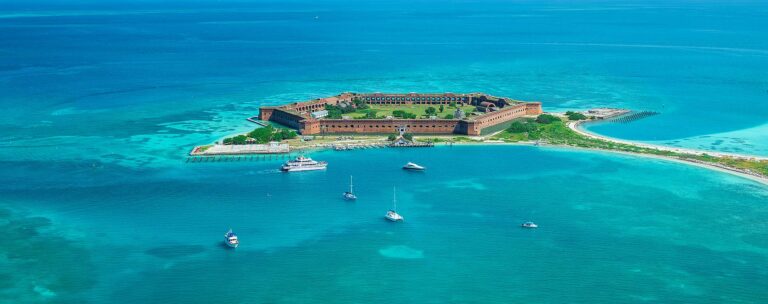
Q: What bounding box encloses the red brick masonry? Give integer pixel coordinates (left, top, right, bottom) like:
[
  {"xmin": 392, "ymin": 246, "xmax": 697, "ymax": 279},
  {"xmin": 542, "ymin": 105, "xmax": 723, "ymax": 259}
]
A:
[{"xmin": 259, "ymin": 92, "xmax": 542, "ymax": 136}]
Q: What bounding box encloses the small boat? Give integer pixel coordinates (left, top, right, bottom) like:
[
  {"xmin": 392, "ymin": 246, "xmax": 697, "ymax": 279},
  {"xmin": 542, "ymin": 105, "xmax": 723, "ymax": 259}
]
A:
[
  {"xmin": 342, "ymin": 175, "xmax": 357, "ymax": 200},
  {"xmin": 521, "ymin": 222, "xmax": 538, "ymax": 229},
  {"xmin": 385, "ymin": 187, "xmax": 404, "ymax": 222},
  {"xmin": 281, "ymin": 155, "xmax": 327, "ymax": 172},
  {"xmin": 402, "ymin": 162, "xmax": 425, "ymax": 171},
  {"xmin": 224, "ymin": 229, "xmax": 239, "ymax": 248}
]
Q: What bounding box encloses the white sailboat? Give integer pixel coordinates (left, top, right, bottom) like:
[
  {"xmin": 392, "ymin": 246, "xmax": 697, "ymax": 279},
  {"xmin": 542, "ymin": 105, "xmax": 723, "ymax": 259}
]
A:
[
  {"xmin": 385, "ymin": 187, "xmax": 404, "ymax": 222},
  {"xmin": 343, "ymin": 175, "xmax": 357, "ymax": 200}
]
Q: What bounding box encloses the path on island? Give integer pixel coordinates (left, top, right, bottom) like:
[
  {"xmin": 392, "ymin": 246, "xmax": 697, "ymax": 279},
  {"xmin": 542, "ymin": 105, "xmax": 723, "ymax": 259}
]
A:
[{"xmin": 568, "ymin": 121, "xmax": 768, "ymax": 161}]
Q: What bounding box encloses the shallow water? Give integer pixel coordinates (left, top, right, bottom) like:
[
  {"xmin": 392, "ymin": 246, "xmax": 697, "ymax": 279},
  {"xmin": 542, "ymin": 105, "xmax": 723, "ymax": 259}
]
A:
[
  {"xmin": 3, "ymin": 146, "xmax": 768, "ymax": 303},
  {"xmin": 2, "ymin": 1, "xmax": 768, "ymax": 303}
]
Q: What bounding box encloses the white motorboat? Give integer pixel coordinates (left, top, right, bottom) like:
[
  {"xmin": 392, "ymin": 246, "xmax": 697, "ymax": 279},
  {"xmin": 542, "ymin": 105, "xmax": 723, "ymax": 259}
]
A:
[
  {"xmin": 521, "ymin": 222, "xmax": 538, "ymax": 229},
  {"xmin": 385, "ymin": 187, "xmax": 404, "ymax": 222},
  {"xmin": 281, "ymin": 155, "xmax": 327, "ymax": 172},
  {"xmin": 402, "ymin": 162, "xmax": 425, "ymax": 171},
  {"xmin": 343, "ymin": 175, "xmax": 357, "ymax": 200},
  {"xmin": 224, "ymin": 229, "xmax": 239, "ymax": 248}
]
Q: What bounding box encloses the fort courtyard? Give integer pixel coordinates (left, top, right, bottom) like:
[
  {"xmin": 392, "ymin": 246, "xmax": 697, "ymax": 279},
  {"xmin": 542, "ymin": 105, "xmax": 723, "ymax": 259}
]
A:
[{"xmin": 259, "ymin": 92, "xmax": 543, "ymax": 136}]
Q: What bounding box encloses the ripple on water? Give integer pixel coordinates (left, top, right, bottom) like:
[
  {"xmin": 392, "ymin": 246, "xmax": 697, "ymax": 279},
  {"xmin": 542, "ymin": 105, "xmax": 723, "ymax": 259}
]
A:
[{"xmin": 378, "ymin": 245, "xmax": 424, "ymax": 259}]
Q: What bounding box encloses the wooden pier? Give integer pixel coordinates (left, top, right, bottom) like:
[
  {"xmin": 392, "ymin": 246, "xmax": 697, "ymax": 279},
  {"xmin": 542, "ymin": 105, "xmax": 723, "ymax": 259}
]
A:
[
  {"xmin": 185, "ymin": 153, "xmax": 300, "ymax": 163},
  {"xmin": 606, "ymin": 111, "xmax": 659, "ymax": 124}
]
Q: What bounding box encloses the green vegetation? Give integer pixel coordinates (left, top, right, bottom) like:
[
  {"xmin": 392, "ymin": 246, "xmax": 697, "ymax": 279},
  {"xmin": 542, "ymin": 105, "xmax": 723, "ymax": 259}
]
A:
[
  {"xmin": 223, "ymin": 135, "xmax": 248, "ymax": 145},
  {"xmin": 223, "ymin": 125, "xmax": 297, "ymax": 145},
  {"xmin": 491, "ymin": 115, "xmax": 768, "ymax": 177},
  {"xmin": 507, "ymin": 120, "xmax": 538, "ymax": 133},
  {"xmin": 566, "ymin": 111, "xmax": 588, "ymax": 120},
  {"xmin": 352, "ymin": 97, "xmax": 369, "ymax": 110},
  {"xmin": 325, "ymin": 103, "xmax": 355, "ymax": 119},
  {"xmin": 392, "ymin": 110, "xmax": 418, "ymax": 119},
  {"xmin": 340, "ymin": 104, "xmax": 476, "ymax": 119},
  {"xmin": 439, "ymin": 105, "xmax": 445, "ymax": 113},
  {"xmin": 444, "ymin": 114, "xmax": 454, "ymax": 119},
  {"xmin": 387, "ymin": 133, "xmax": 413, "ymax": 141},
  {"xmin": 535, "ymin": 114, "xmax": 561, "ymax": 124},
  {"xmin": 425, "ymin": 107, "xmax": 437, "ymax": 116}
]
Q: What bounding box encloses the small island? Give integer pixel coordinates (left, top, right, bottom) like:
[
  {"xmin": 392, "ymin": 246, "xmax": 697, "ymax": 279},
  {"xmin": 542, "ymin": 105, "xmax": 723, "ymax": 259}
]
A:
[{"xmin": 190, "ymin": 92, "xmax": 768, "ymax": 184}]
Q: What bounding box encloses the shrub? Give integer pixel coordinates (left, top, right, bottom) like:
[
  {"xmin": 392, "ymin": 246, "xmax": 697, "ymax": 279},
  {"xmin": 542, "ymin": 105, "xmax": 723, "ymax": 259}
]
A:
[
  {"xmin": 507, "ymin": 121, "xmax": 538, "ymax": 133},
  {"xmin": 535, "ymin": 114, "xmax": 561, "ymax": 124},
  {"xmin": 444, "ymin": 114, "xmax": 454, "ymax": 119},
  {"xmin": 566, "ymin": 111, "xmax": 588, "ymax": 120},
  {"xmin": 393, "ymin": 110, "xmax": 416, "ymax": 119}
]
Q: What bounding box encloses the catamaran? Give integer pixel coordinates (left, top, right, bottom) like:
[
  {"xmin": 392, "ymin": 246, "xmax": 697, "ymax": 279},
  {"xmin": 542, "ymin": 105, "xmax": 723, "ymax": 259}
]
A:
[
  {"xmin": 385, "ymin": 187, "xmax": 404, "ymax": 222},
  {"xmin": 342, "ymin": 175, "xmax": 357, "ymax": 200},
  {"xmin": 224, "ymin": 229, "xmax": 239, "ymax": 248},
  {"xmin": 402, "ymin": 162, "xmax": 425, "ymax": 171},
  {"xmin": 280, "ymin": 155, "xmax": 327, "ymax": 172}
]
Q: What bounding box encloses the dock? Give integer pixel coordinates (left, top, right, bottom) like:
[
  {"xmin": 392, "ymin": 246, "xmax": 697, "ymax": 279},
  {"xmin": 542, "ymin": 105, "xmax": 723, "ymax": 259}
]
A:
[
  {"xmin": 190, "ymin": 142, "xmax": 289, "ymax": 156},
  {"xmin": 605, "ymin": 110, "xmax": 659, "ymax": 123},
  {"xmin": 185, "ymin": 153, "xmax": 300, "ymax": 163}
]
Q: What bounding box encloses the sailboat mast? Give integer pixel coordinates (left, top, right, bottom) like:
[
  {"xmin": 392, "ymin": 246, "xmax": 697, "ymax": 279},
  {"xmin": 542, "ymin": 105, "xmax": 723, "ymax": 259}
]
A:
[{"xmin": 393, "ymin": 186, "xmax": 397, "ymax": 212}]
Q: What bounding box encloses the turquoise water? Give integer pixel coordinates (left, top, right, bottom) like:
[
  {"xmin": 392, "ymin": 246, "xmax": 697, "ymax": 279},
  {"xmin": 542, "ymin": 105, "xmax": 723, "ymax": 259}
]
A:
[
  {"xmin": 4, "ymin": 146, "xmax": 768, "ymax": 303},
  {"xmin": 2, "ymin": 1, "xmax": 768, "ymax": 303}
]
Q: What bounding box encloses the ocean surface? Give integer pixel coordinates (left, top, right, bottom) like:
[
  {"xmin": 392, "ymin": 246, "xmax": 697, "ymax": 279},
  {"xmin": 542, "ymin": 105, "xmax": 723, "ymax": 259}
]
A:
[{"xmin": 1, "ymin": 0, "xmax": 768, "ymax": 303}]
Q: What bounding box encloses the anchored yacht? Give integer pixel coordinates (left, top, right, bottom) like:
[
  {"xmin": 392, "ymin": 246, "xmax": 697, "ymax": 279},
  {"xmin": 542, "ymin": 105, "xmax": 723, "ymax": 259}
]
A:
[
  {"xmin": 521, "ymin": 222, "xmax": 538, "ymax": 229},
  {"xmin": 402, "ymin": 162, "xmax": 425, "ymax": 171},
  {"xmin": 281, "ymin": 155, "xmax": 327, "ymax": 172},
  {"xmin": 224, "ymin": 229, "xmax": 239, "ymax": 248}
]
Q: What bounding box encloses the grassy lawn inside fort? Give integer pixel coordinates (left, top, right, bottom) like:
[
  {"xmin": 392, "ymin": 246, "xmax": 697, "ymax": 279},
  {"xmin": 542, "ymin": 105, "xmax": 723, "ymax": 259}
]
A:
[{"xmin": 342, "ymin": 104, "xmax": 478, "ymax": 119}]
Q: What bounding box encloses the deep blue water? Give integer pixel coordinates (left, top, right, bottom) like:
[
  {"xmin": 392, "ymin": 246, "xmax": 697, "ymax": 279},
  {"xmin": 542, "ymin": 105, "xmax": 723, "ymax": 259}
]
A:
[{"xmin": 1, "ymin": 1, "xmax": 768, "ymax": 303}]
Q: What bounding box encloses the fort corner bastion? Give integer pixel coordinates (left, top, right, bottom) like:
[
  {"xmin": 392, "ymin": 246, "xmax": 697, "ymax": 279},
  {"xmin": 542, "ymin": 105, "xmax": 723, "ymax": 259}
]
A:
[{"xmin": 258, "ymin": 92, "xmax": 542, "ymax": 136}]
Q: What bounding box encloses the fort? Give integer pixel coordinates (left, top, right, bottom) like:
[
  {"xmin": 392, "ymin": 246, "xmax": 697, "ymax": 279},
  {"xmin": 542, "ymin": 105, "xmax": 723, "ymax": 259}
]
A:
[{"xmin": 258, "ymin": 92, "xmax": 543, "ymax": 135}]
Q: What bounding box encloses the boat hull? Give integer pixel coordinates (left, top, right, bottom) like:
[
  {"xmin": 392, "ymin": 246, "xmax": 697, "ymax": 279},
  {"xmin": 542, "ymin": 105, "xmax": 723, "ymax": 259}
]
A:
[
  {"xmin": 403, "ymin": 167, "xmax": 424, "ymax": 171},
  {"xmin": 281, "ymin": 165, "xmax": 327, "ymax": 172}
]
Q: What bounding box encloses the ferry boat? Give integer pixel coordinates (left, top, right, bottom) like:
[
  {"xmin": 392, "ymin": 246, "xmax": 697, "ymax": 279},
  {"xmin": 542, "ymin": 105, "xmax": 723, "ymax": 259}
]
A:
[
  {"xmin": 521, "ymin": 222, "xmax": 538, "ymax": 229},
  {"xmin": 385, "ymin": 187, "xmax": 404, "ymax": 222},
  {"xmin": 280, "ymin": 155, "xmax": 327, "ymax": 172},
  {"xmin": 342, "ymin": 175, "xmax": 357, "ymax": 200},
  {"xmin": 224, "ymin": 229, "xmax": 239, "ymax": 248},
  {"xmin": 402, "ymin": 162, "xmax": 425, "ymax": 171}
]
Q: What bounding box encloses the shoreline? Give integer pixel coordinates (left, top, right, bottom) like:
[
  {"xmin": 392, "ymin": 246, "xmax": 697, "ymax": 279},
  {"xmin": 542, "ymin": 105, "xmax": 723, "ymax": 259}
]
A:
[
  {"xmin": 432, "ymin": 140, "xmax": 768, "ymax": 186},
  {"xmin": 569, "ymin": 120, "xmax": 768, "ymax": 161}
]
